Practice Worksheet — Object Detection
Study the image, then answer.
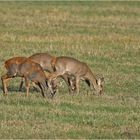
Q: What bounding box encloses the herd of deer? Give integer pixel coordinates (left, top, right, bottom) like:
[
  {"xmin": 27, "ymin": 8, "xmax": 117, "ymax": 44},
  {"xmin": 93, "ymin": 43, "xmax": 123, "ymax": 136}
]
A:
[{"xmin": 1, "ymin": 53, "xmax": 104, "ymax": 98}]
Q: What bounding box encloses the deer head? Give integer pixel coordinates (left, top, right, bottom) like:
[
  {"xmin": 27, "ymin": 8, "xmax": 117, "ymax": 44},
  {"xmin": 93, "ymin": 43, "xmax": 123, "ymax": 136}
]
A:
[
  {"xmin": 47, "ymin": 73, "xmax": 58, "ymax": 98},
  {"xmin": 96, "ymin": 74, "xmax": 104, "ymax": 95}
]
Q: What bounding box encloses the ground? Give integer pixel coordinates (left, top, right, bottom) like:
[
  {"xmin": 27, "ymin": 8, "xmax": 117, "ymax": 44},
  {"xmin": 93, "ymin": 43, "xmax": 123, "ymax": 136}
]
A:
[{"xmin": 0, "ymin": 1, "xmax": 140, "ymax": 139}]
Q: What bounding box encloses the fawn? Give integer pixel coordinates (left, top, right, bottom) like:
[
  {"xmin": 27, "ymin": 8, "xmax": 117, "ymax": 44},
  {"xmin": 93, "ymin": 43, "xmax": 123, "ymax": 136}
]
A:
[{"xmin": 1, "ymin": 57, "xmax": 56, "ymax": 97}]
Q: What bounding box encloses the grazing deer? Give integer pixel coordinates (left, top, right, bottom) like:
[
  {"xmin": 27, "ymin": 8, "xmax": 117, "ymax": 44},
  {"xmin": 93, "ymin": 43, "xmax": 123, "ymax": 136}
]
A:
[
  {"xmin": 49, "ymin": 56, "xmax": 104, "ymax": 95},
  {"xmin": 19, "ymin": 53, "xmax": 76, "ymax": 93},
  {"xmin": 1, "ymin": 57, "xmax": 56, "ymax": 97}
]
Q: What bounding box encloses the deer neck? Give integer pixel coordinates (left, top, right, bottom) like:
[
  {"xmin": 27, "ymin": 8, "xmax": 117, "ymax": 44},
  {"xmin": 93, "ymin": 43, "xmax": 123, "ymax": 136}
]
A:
[
  {"xmin": 51, "ymin": 56, "xmax": 57, "ymax": 71},
  {"xmin": 85, "ymin": 69, "xmax": 99, "ymax": 90}
]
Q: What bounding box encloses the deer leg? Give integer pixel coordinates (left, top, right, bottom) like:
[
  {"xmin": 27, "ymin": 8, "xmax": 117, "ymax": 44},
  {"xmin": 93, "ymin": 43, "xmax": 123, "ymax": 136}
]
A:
[
  {"xmin": 37, "ymin": 82, "xmax": 45, "ymax": 98},
  {"xmin": 19, "ymin": 78, "xmax": 39, "ymax": 93},
  {"xmin": 62, "ymin": 74, "xmax": 73, "ymax": 94},
  {"xmin": 32, "ymin": 82, "xmax": 40, "ymax": 92},
  {"xmin": 75, "ymin": 77, "xmax": 80, "ymax": 94},
  {"xmin": 19, "ymin": 77, "xmax": 24, "ymax": 91},
  {"xmin": 1, "ymin": 74, "xmax": 12, "ymax": 95},
  {"xmin": 69, "ymin": 76, "xmax": 76, "ymax": 91},
  {"xmin": 25, "ymin": 77, "xmax": 30, "ymax": 97}
]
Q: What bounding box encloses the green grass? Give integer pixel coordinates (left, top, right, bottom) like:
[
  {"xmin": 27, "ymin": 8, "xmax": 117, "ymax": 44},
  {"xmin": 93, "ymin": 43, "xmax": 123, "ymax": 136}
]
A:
[{"xmin": 0, "ymin": 1, "xmax": 140, "ymax": 139}]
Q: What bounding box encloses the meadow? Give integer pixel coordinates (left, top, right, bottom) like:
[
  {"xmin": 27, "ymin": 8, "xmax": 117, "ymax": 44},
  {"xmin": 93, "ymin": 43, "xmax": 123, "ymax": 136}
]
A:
[{"xmin": 0, "ymin": 1, "xmax": 140, "ymax": 139}]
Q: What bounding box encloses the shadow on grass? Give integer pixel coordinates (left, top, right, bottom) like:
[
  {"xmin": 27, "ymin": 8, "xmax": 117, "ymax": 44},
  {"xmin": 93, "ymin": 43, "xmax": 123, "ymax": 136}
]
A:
[{"xmin": 0, "ymin": 84, "xmax": 41, "ymax": 95}]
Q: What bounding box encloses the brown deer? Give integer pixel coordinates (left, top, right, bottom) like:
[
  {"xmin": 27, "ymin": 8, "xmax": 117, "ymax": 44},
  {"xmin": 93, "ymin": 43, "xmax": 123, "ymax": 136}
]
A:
[
  {"xmin": 49, "ymin": 56, "xmax": 104, "ymax": 95},
  {"xmin": 19, "ymin": 53, "xmax": 76, "ymax": 93},
  {"xmin": 1, "ymin": 57, "xmax": 56, "ymax": 97}
]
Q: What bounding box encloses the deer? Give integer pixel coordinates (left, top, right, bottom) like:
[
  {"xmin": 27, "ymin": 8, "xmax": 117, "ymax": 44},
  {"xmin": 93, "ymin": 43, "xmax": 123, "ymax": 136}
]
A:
[
  {"xmin": 1, "ymin": 57, "xmax": 56, "ymax": 98},
  {"xmin": 49, "ymin": 56, "xmax": 104, "ymax": 95},
  {"xmin": 18, "ymin": 53, "xmax": 76, "ymax": 94}
]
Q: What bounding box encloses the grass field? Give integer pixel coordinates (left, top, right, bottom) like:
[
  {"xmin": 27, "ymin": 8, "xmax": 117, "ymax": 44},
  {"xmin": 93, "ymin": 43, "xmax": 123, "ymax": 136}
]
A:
[{"xmin": 0, "ymin": 1, "xmax": 140, "ymax": 139}]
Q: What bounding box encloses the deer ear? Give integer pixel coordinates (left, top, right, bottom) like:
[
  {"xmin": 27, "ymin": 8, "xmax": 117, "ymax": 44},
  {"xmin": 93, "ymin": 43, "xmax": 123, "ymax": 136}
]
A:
[
  {"xmin": 96, "ymin": 74, "xmax": 104, "ymax": 86},
  {"xmin": 97, "ymin": 78, "xmax": 101, "ymax": 86},
  {"xmin": 101, "ymin": 77, "xmax": 104, "ymax": 83}
]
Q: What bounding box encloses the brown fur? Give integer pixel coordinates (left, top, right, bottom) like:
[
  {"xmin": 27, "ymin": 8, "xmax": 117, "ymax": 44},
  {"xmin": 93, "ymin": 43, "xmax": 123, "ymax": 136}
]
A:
[
  {"xmin": 49, "ymin": 56, "xmax": 104, "ymax": 94},
  {"xmin": 19, "ymin": 53, "xmax": 76, "ymax": 94},
  {"xmin": 1, "ymin": 57, "xmax": 55, "ymax": 97}
]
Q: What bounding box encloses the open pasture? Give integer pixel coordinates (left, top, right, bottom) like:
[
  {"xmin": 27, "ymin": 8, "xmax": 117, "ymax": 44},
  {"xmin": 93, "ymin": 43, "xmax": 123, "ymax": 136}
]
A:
[{"xmin": 0, "ymin": 1, "xmax": 140, "ymax": 139}]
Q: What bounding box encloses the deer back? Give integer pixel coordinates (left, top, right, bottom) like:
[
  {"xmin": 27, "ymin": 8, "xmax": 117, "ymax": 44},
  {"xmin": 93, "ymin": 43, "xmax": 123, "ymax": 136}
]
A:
[{"xmin": 29, "ymin": 53, "xmax": 54, "ymax": 72}]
